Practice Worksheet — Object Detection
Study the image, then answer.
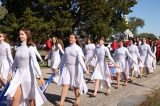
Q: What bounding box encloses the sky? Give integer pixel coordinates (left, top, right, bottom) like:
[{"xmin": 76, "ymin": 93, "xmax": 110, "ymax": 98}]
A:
[{"xmin": 128, "ymin": 0, "xmax": 160, "ymax": 36}]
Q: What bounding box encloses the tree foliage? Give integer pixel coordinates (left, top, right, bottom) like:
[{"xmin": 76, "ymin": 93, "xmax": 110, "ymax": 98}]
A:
[
  {"xmin": 128, "ymin": 17, "xmax": 145, "ymax": 35},
  {"xmin": 0, "ymin": 5, "xmax": 8, "ymax": 20},
  {"xmin": 138, "ymin": 33, "xmax": 157, "ymax": 40},
  {"xmin": 0, "ymin": 0, "xmax": 137, "ymax": 43}
]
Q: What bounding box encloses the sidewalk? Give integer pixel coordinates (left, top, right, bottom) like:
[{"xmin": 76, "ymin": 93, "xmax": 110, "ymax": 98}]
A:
[{"xmin": 42, "ymin": 65, "xmax": 160, "ymax": 106}]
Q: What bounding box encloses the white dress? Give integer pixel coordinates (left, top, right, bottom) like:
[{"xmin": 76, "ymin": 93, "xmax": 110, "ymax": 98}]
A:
[
  {"xmin": 84, "ymin": 44, "xmax": 96, "ymax": 66},
  {"xmin": 149, "ymin": 45, "xmax": 157, "ymax": 72},
  {"xmin": 50, "ymin": 44, "xmax": 64, "ymax": 69},
  {"xmin": 0, "ymin": 41, "xmax": 13, "ymax": 80},
  {"xmin": 127, "ymin": 44, "xmax": 141, "ymax": 76},
  {"xmin": 114, "ymin": 46, "xmax": 135, "ymax": 78},
  {"xmin": 139, "ymin": 43, "xmax": 155, "ymax": 68},
  {"xmin": 58, "ymin": 43, "xmax": 88, "ymax": 94},
  {"xmin": 5, "ymin": 42, "xmax": 46, "ymax": 106},
  {"xmin": 88, "ymin": 45, "xmax": 115, "ymax": 88}
]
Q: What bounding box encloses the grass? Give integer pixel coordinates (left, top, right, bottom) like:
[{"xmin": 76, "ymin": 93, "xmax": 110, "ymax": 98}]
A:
[{"xmin": 140, "ymin": 88, "xmax": 160, "ymax": 106}]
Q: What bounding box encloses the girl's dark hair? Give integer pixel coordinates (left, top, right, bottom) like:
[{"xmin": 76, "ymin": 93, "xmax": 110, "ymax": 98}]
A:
[
  {"xmin": 70, "ymin": 33, "xmax": 82, "ymax": 47},
  {"xmin": 20, "ymin": 28, "xmax": 35, "ymax": 47},
  {"xmin": 51, "ymin": 36, "xmax": 59, "ymax": 50},
  {"xmin": 97, "ymin": 36, "xmax": 106, "ymax": 42},
  {"xmin": 86, "ymin": 38, "xmax": 93, "ymax": 44}
]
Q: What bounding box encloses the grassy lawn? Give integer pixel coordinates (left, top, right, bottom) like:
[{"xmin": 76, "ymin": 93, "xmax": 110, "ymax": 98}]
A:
[{"xmin": 140, "ymin": 88, "xmax": 160, "ymax": 106}]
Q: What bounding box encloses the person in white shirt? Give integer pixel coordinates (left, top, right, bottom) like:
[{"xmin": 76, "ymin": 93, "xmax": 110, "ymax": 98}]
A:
[
  {"xmin": 139, "ymin": 38, "xmax": 155, "ymax": 77},
  {"xmin": 5, "ymin": 28, "xmax": 46, "ymax": 106},
  {"xmin": 0, "ymin": 33, "xmax": 13, "ymax": 86},
  {"xmin": 56, "ymin": 33, "xmax": 89, "ymax": 106},
  {"xmin": 88, "ymin": 37, "xmax": 115, "ymax": 96}
]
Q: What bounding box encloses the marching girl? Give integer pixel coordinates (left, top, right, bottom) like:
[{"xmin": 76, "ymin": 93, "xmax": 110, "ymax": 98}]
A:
[
  {"xmin": 56, "ymin": 33, "xmax": 89, "ymax": 106},
  {"xmin": 49, "ymin": 36, "xmax": 64, "ymax": 72},
  {"xmin": 114, "ymin": 41, "xmax": 136, "ymax": 88},
  {"xmin": 88, "ymin": 37, "xmax": 115, "ymax": 97},
  {"xmin": 5, "ymin": 28, "xmax": 46, "ymax": 106},
  {"xmin": 0, "ymin": 33, "xmax": 13, "ymax": 86},
  {"xmin": 83, "ymin": 38, "xmax": 96, "ymax": 73},
  {"xmin": 127, "ymin": 39, "xmax": 141, "ymax": 82},
  {"xmin": 139, "ymin": 38, "xmax": 156, "ymax": 77},
  {"xmin": 150, "ymin": 41, "xmax": 157, "ymax": 72}
]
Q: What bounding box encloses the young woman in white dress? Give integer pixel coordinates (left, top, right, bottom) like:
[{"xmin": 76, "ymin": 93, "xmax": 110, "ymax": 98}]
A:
[
  {"xmin": 150, "ymin": 41, "xmax": 157, "ymax": 73},
  {"xmin": 139, "ymin": 38, "xmax": 155, "ymax": 77},
  {"xmin": 56, "ymin": 33, "xmax": 89, "ymax": 106},
  {"xmin": 49, "ymin": 36, "xmax": 64, "ymax": 72},
  {"xmin": 84, "ymin": 38, "xmax": 96, "ymax": 73},
  {"xmin": 0, "ymin": 33, "xmax": 13, "ymax": 86},
  {"xmin": 127, "ymin": 39, "xmax": 141, "ymax": 81},
  {"xmin": 114, "ymin": 41, "xmax": 136, "ymax": 87},
  {"xmin": 5, "ymin": 28, "xmax": 46, "ymax": 106},
  {"xmin": 88, "ymin": 37, "xmax": 115, "ymax": 96}
]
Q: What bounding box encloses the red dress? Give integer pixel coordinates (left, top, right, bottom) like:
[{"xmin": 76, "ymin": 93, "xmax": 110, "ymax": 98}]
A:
[
  {"xmin": 156, "ymin": 42, "xmax": 160, "ymax": 61},
  {"xmin": 46, "ymin": 39, "xmax": 52, "ymax": 51}
]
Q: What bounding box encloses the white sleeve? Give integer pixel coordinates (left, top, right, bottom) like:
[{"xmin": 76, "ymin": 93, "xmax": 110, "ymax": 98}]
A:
[
  {"xmin": 6, "ymin": 44, "xmax": 13, "ymax": 64},
  {"xmin": 105, "ymin": 47, "xmax": 115, "ymax": 64},
  {"xmin": 135, "ymin": 46, "xmax": 141, "ymax": 59},
  {"xmin": 154, "ymin": 46, "xmax": 157, "ymax": 54},
  {"xmin": 125, "ymin": 48, "xmax": 135, "ymax": 61},
  {"xmin": 147, "ymin": 45, "xmax": 155, "ymax": 58},
  {"xmin": 77, "ymin": 50, "xmax": 87, "ymax": 71},
  {"xmin": 34, "ymin": 46, "xmax": 43, "ymax": 61},
  {"xmin": 29, "ymin": 47, "xmax": 42, "ymax": 76}
]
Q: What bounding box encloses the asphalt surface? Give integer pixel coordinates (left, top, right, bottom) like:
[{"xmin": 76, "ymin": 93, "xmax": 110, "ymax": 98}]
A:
[{"xmin": 42, "ymin": 64, "xmax": 160, "ymax": 106}]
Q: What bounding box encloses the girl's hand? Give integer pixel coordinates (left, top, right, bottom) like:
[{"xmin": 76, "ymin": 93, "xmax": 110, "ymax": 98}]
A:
[{"xmin": 39, "ymin": 76, "xmax": 45, "ymax": 85}]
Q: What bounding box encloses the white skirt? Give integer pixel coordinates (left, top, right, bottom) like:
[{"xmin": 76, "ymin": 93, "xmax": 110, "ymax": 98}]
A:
[
  {"xmin": 58, "ymin": 64, "xmax": 88, "ymax": 94},
  {"xmin": 5, "ymin": 68, "xmax": 46, "ymax": 106},
  {"xmin": 50, "ymin": 55, "xmax": 61, "ymax": 69},
  {"xmin": 0, "ymin": 59, "xmax": 11, "ymax": 80},
  {"xmin": 91, "ymin": 62, "xmax": 111, "ymax": 89}
]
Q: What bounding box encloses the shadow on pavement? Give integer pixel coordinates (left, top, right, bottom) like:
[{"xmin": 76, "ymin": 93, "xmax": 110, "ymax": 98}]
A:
[{"xmin": 44, "ymin": 93, "xmax": 75, "ymax": 105}]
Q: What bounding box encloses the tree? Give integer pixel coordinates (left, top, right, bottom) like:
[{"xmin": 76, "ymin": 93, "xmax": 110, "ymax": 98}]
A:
[
  {"xmin": 138, "ymin": 33, "xmax": 157, "ymax": 40},
  {"xmin": 128, "ymin": 17, "xmax": 145, "ymax": 35},
  {"xmin": 0, "ymin": 0, "xmax": 137, "ymax": 43},
  {"xmin": 0, "ymin": 5, "xmax": 7, "ymax": 20}
]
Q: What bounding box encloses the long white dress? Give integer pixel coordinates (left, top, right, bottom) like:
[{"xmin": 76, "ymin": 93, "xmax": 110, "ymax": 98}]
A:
[
  {"xmin": 114, "ymin": 46, "xmax": 135, "ymax": 78},
  {"xmin": 149, "ymin": 45, "xmax": 157, "ymax": 72},
  {"xmin": 50, "ymin": 44, "xmax": 64, "ymax": 69},
  {"xmin": 84, "ymin": 44, "xmax": 96, "ymax": 66},
  {"xmin": 139, "ymin": 43, "xmax": 155, "ymax": 69},
  {"xmin": 58, "ymin": 43, "xmax": 88, "ymax": 94},
  {"xmin": 88, "ymin": 45, "xmax": 115, "ymax": 88},
  {"xmin": 0, "ymin": 41, "xmax": 13, "ymax": 80},
  {"xmin": 127, "ymin": 44, "xmax": 141, "ymax": 76},
  {"xmin": 5, "ymin": 42, "xmax": 46, "ymax": 106}
]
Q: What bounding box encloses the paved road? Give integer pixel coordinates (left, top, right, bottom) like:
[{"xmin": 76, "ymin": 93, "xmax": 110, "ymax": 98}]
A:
[{"xmin": 42, "ymin": 64, "xmax": 160, "ymax": 106}]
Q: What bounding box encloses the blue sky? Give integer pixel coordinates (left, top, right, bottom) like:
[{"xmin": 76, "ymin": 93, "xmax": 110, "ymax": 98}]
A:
[{"xmin": 128, "ymin": 0, "xmax": 160, "ymax": 36}]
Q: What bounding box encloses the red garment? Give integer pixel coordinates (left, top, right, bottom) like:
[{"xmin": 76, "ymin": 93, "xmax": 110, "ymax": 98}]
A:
[
  {"xmin": 124, "ymin": 40, "xmax": 130, "ymax": 47},
  {"xmin": 111, "ymin": 41, "xmax": 118, "ymax": 50},
  {"xmin": 46, "ymin": 39, "xmax": 52, "ymax": 51},
  {"xmin": 156, "ymin": 42, "xmax": 160, "ymax": 61}
]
